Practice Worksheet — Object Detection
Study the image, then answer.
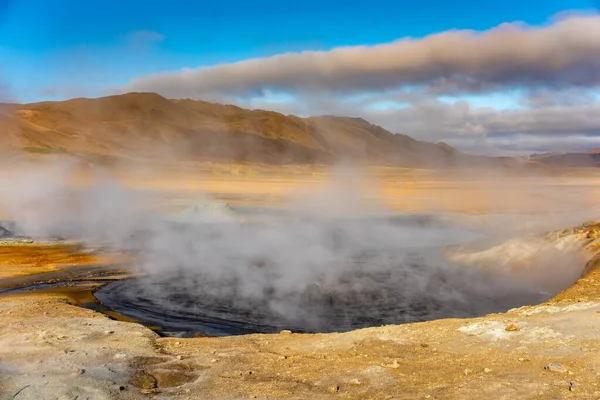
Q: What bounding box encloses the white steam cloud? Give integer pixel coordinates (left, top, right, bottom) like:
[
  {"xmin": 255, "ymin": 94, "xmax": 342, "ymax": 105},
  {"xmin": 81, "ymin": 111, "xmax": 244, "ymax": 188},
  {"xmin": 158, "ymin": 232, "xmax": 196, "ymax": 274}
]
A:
[{"xmin": 0, "ymin": 161, "xmax": 595, "ymax": 334}]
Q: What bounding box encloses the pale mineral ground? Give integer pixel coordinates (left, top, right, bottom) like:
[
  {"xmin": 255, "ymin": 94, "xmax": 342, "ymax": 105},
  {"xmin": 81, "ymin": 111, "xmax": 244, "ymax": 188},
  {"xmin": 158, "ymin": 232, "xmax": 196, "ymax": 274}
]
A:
[{"xmin": 1, "ymin": 161, "xmax": 600, "ymax": 399}]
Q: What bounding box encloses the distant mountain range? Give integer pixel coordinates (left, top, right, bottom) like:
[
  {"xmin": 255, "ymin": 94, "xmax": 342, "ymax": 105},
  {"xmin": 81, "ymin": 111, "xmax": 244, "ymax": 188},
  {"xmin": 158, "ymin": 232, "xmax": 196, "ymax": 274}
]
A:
[
  {"xmin": 0, "ymin": 92, "xmax": 595, "ymax": 168},
  {"xmin": 526, "ymin": 151, "xmax": 600, "ymax": 167}
]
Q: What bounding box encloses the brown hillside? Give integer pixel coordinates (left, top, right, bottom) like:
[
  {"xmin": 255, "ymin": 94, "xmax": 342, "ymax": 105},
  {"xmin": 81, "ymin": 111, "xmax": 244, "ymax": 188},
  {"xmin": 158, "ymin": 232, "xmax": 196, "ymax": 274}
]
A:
[{"xmin": 0, "ymin": 92, "xmax": 494, "ymax": 166}]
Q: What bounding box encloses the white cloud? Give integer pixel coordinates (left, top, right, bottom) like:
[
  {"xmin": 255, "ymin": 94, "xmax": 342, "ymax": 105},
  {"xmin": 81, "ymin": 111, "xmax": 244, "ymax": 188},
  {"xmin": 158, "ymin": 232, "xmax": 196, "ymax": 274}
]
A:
[
  {"xmin": 121, "ymin": 14, "xmax": 600, "ymax": 98},
  {"xmin": 108, "ymin": 13, "xmax": 600, "ymax": 155},
  {"xmin": 120, "ymin": 30, "xmax": 165, "ymax": 49}
]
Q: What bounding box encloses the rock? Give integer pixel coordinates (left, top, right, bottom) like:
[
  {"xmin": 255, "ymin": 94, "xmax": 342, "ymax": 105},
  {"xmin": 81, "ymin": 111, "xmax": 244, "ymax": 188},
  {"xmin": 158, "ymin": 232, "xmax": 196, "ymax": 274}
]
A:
[
  {"xmin": 327, "ymin": 385, "xmax": 340, "ymax": 393},
  {"xmin": 280, "ymin": 330, "xmax": 292, "ymax": 335},
  {"xmin": 505, "ymin": 323, "xmax": 519, "ymax": 332},
  {"xmin": 463, "ymin": 368, "xmax": 473, "ymax": 376},
  {"xmin": 389, "ymin": 360, "xmax": 400, "ymax": 369},
  {"xmin": 349, "ymin": 379, "xmax": 362, "ymax": 386},
  {"xmin": 483, "ymin": 368, "xmax": 492, "ymax": 373},
  {"xmin": 569, "ymin": 381, "xmax": 579, "ymax": 391},
  {"xmin": 176, "ymin": 355, "xmax": 183, "ymax": 360},
  {"xmin": 279, "ymin": 355, "xmax": 287, "ymax": 360},
  {"xmin": 545, "ymin": 363, "xmax": 568, "ymax": 373}
]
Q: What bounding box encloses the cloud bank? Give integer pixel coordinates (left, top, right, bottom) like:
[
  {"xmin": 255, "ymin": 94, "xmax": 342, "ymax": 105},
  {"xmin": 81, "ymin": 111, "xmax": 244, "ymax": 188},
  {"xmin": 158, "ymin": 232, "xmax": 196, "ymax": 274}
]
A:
[
  {"xmin": 116, "ymin": 13, "xmax": 600, "ymax": 154},
  {"xmin": 125, "ymin": 15, "xmax": 600, "ymax": 97}
]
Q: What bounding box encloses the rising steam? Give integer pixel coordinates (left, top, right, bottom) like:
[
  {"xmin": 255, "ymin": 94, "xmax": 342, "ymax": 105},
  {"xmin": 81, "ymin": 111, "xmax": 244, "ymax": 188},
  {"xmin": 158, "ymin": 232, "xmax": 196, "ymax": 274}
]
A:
[{"xmin": 0, "ymin": 159, "xmax": 594, "ymax": 334}]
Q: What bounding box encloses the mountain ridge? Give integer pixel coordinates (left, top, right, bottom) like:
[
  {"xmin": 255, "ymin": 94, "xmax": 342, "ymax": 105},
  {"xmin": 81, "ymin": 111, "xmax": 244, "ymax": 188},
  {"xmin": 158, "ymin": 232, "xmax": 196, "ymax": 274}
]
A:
[{"xmin": 0, "ymin": 92, "xmax": 523, "ymax": 167}]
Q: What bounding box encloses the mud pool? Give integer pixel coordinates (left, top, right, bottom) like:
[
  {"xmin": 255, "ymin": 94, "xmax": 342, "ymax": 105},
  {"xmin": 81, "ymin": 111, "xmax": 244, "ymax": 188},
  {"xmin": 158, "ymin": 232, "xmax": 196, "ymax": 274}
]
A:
[
  {"xmin": 0, "ymin": 210, "xmax": 586, "ymax": 338},
  {"xmin": 90, "ymin": 211, "xmax": 565, "ymax": 337}
]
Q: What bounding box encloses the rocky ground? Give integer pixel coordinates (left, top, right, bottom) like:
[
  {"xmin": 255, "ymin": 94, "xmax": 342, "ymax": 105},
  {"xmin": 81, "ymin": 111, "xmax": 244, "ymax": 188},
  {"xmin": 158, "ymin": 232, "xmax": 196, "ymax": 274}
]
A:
[{"xmin": 1, "ymin": 225, "xmax": 600, "ymax": 399}]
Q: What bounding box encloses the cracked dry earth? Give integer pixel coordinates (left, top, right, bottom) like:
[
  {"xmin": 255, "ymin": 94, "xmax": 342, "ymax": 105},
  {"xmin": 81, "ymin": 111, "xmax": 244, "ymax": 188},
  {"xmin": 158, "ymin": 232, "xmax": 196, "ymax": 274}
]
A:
[{"xmin": 2, "ymin": 229, "xmax": 600, "ymax": 399}]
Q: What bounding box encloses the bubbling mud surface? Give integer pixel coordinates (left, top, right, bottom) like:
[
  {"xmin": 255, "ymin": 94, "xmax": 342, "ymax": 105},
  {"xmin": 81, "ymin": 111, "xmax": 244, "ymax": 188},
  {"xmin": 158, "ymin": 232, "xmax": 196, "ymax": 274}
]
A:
[{"xmin": 93, "ymin": 213, "xmax": 557, "ymax": 337}]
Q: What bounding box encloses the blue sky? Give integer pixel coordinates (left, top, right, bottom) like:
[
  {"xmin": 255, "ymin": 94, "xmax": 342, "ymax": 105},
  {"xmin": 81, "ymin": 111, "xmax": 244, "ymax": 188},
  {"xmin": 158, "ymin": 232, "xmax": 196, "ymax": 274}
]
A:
[
  {"xmin": 1, "ymin": 0, "xmax": 600, "ymax": 155},
  {"xmin": 0, "ymin": 0, "xmax": 595, "ymax": 103}
]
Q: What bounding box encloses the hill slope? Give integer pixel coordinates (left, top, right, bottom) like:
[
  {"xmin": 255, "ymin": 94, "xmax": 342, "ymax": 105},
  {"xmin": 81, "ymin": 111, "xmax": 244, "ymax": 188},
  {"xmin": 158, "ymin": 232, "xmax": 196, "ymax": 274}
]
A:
[
  {"xmin": 529, "ymin": 152, "xmax": 600, "ymax": 167},
  {"xmin": 0, "ymin": 92, "xmax": 498, "ymax": 166}
]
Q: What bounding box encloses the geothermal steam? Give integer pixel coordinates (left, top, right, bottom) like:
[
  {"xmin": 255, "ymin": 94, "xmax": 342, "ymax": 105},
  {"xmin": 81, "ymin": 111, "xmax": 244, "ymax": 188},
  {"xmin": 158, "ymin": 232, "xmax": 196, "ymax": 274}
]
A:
[{"xmin": 0, "ymin": 162, "xmax": 593, "ymax": 335}]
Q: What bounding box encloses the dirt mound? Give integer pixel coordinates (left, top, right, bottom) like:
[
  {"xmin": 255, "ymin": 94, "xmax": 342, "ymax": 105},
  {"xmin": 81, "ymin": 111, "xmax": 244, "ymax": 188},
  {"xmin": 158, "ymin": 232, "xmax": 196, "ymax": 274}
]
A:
[{"xmin": 0, "ymin": 225, "xmax": 13, "ymax": 238}]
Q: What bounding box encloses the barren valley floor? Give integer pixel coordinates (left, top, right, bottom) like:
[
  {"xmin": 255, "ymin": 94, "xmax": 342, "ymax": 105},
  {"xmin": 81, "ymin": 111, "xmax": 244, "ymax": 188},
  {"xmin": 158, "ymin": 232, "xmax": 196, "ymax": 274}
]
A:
[{"xmin": 2, "ymin": 162, "xmax": 600, "ymax": 399}]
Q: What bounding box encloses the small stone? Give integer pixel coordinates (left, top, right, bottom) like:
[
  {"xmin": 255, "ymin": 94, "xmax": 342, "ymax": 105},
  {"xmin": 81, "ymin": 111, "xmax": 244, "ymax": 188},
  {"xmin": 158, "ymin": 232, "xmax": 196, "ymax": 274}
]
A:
[
  {"xmin": 113, "ymin": 353, "xmax": 128, "ymax": 359},
  {"xmin": 327, "ymin": 385, "xmax": 340, "ymax": 393},
  {"xmin": 463, "ymin": 368, "xmax": 473, "ymax": 376},
  {"xmin": 545, "ymin": 363, "xmax": 568, "ymax": 373},
  {"xmin": 174, "ymin": 341, "xmax": 181, "ymax": 345},
  {"xmin": 176, "ymin": 355, "xmax": 183, "ymax": 361},
  {"xmin": 518, "ymin": 357, "xmax": 529, "ymax": 362},
  {"xmin": 483, "ymin": 368, "xmax": 492, "ymax": 374},
  {"xmin": 119, "ymin": 386, "xmax": 126, "ymax": 391},
  {"xmin": 390, "ymin": 360, "xmax": 400, "ymax": 369},
  {"xmin": 210, "ymin": 359, "xmax": 219, "ymax": 363},
  {"xmin": 569, "ymin": 382, "xmax": 579, "ymax": 391},
  {"xmin": 349, "ymin": 379, "xmax": 362, "ymax": 386},
  {"xmin": 279, "ymin": 355, "xmax": 287, "ymax": 360},
  {"xmin": 505, "ymin": 323, "xmax": 520, "ymax": 332},
  {"xmin": 280, "ymin": 330, "xmax": 292, "ymax": 335},
  {"xmin": 420, "ymin": 343, "xmax": 429, "ymax": 348},
  {"xmin": 104, "ymin": 330, "xmax": 114, "ymax": 335}
]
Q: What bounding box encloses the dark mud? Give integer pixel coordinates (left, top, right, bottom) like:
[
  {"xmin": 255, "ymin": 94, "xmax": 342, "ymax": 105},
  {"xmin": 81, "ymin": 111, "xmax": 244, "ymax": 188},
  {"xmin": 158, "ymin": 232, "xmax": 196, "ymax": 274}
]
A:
[{"xmin": 94, "ymin": 253, "xmax": 552, "ymax": 337}]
